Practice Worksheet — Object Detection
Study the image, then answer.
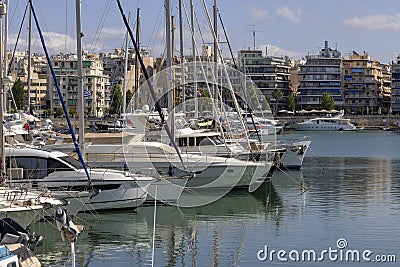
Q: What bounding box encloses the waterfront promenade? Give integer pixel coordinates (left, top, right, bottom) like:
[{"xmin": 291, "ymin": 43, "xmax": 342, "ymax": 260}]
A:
[{"xmin": 278, "ymin": 114, "xmax": 400, "ymax": 130}]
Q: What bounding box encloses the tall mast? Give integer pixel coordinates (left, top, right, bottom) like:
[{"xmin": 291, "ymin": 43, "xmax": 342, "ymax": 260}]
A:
[
  {"xmin": 122, "ymin": 13, "xmax": 130, "ymax": 120},
  {"xmin": 178, "ymin": 0, "xmax": 185, "ymax": 111},
  {"xmin": 213, "ymin": 0, "xmax": 217, "ymax": 64},
  {"xmin": 2, "ymin": 0, "xmax": 7, "ymax": 112},
  {"xmin": 134, "ymin": 8, "xmax": 140, "ymax": 111},
  {"xmin": 190, "ymin": 0, "xmax": 198, "ymax": 122},
  {"xmin": 165, "ymin": 0, "xmax": 174, "ymax": 138},
  {"xmin": 213, "ymin": 0, "xmax": 218, "ymax": 129},
  {"xmin": 27, "ymin": 1, "xmax": 32, "ymax": 111},
  {"xmin": 0, "ymin": 1, "xmax": 5, "ymax": 183},
  {"xmin": 75, "ymin": 0, "xmax": 85, "ymax": 157}
]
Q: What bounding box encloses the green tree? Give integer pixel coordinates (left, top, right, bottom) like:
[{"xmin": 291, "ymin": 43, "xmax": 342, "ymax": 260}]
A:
[
  {"xmin": 110, "ymin": 86, "xmax": 123, "ymax": 115},
  {"xmin": 287, "ymin": 93, "xmax": 296, "ymax": 112},
  {"xmin": 11, "ymin": 78, "xmax": 25, "ymax": 111},
  {"xmin": 321, "ymin": 91, "xmax": 335, "ymax": 110},
  {"xmin": 272, "ymin": 89, "xmax": 283, "ymax": 115},
  {"xmin": 54, "ymin": 107, "xmax": 64, "ymax": 118}
]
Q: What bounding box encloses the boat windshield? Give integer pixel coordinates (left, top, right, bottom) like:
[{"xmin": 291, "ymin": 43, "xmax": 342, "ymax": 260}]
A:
[{"xmin": 59, "ymin": 156, "xmax": 86, "ymax": 169}]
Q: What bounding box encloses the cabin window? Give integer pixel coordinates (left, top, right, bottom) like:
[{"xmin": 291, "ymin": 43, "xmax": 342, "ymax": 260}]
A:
[
  {"xmin": 8, "ymin": 157, "xmax": 47, "ymax": 179},
  {"xmin": 189, "ymin": 137, "xmax": 195, "ymax": 146},
  {"xmin": 178, "ymin": 138, "xmax": 187, "ymax": 147},
  {"xmin": 47, "ymin": 158, "xmax": 71, "ymax": 174},
  {"xmin": 7, "ymin": 262, "xmax": 17, "ymax": 267},
  {"xmin": 59, "ymin": 156, "xmax": 84, "ymax": 169}
]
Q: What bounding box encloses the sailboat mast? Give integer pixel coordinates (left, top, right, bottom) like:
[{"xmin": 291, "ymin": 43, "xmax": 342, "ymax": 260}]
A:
[
  {"xmin": 2, "ymin": 0, "xmax": 7, "ymax": 112},
  {"xmin": 178, "ymin": 0, "xmax": 185, "ymax": 111},
  {"xmin": 190, "ymin": 0, "xmax": 198, "ymax": 123},
  {"xmin": 213, "ymin": 0, "xmax": 218, "ymax": 128},
  {"xmin": 134, "ymin": 8, "xmax": 140, "ymax": 111},
  {"xmin": 27, "ymin": 1, "xmax": 32, "ymax": 111},
  {"xmin": 122, "ymin": 13, "xmax": 130, "ymax": 120},
  {"xmin": 165, "ymin": 0, "xmax": 174, "ymax": 138},
  {"xmin": 75, "ymin": 0, "xmax": 85, "ymax": 157},
  {"xmin": 0, "ymin": 1, "xmax": 5, "ymax": 182}
]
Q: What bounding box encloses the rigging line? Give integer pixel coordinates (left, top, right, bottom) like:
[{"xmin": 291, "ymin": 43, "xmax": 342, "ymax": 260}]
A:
[
  {"xmin": 147, "ymin": 5, "xmax": 162, "ymax": 49},
  {"xmin": 89, "ymin": 0, "xmax": 111, "ymax": 52},
  {"xmin": 182, "ymin": 1, "xmax": 223, "ymax": 128},
  {"xmin": 7, "ymin": 2, "xmax": 28, "ymax": 76},
  {"xmin": 116, "ymin": 0, "xmax": 187, "ymax": 169},
  {"xmin": 28, "ymin": 0, "xmax": 92, "ymax": 184},
  {"xmin": 182, "ymin": 0, "xmax": 234, "ymax": 145},
  {"xmin": 217, "ymin": 10, "xmax": 236, "ymax": 69},
  {"xmin": 200, "ymin": 0, "xmax": 251, "ymax": 150},
  {"xmin": 148, "ymin": 6, "xmax": 165, "ymax": 60},
  {"xmin": 151, "ymin": 185, "xmax": 157, "ymax": 267},
  {"xmin": 8, "ymin": 0, "xmax": 21, "ymax": 28},
  {"xmin": 193, "ymin": 7, "xmax": 205, "ymax": 44},
  {"xmin": 89, "ymin": 0, "xmax": 112, "ymax": 53}
]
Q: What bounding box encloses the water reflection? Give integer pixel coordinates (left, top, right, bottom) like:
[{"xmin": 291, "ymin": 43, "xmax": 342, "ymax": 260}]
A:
[
  {"xmin": 30, "ymin": 178, "xmax": 295, "ymax": 266},
  {"xmin": 28, "ymin": 156, "xmax": 400, "ymax": 266}
]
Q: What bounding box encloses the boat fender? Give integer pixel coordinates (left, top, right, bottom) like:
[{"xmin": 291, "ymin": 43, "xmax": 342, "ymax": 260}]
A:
[
  {"xmin": 55, "ymin": 208, "xmax": 84, "ymax": 243},
  {"xmin": 168, "ymin": 164, "xmax": 174, "ymax": 176}
]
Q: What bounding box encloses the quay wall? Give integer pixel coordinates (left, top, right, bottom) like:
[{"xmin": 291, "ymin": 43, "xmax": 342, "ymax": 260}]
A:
[{"xmin": 48, "ymin": 115, "xmax": 400, "ymax": 131}]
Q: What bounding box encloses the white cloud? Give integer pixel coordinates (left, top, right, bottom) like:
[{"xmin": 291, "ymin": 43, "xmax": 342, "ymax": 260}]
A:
[
  {"xmin": 8, "ymin": 32, "xmax": 77, "ymax": 54},
  {"xmin": 246, "ymin": 6, "xmax": 273, "ymax": 21},
  {"xmin": 344, "ymin": 13, "xmax": 400, "ymax": 31},
  {"xmin": 98, "ymin": 27, "xmax": 126, "ymax": 40},
  {"xmin": 276, "ymin": 6, "xmax": 302, "ymax": 24},
  {"xmin": 259, "ymin": 43, "xmax": 302, "ymax": 59}
]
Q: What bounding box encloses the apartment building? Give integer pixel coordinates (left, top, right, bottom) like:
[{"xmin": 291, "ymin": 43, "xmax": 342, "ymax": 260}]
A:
[
  {"xmin": 342, "ymin": 51, "xmax": 391, "ymax": 114},
  {"xmin": 101, "ymin": 48, "xmax": 154, "ymax": 111},
  {"xmin": 48, "ymin": 53, "xmax": 110, "ymax": 117},
  {"xmin": 237, "ymin": 49, "xmax": 291, "ymax": 111},
  {"xmin": 297, "ymin": 41, "xmax": 342, "ymax": 110},
  {"xmin": 391, "ymin": 55, "xmax": 400, "ymax": 114}
]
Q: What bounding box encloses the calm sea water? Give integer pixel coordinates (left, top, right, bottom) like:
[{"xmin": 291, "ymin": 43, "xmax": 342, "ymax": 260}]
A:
[{"xmin": 30, "ymin": 131, "xmax": 400, "ymax": 266}]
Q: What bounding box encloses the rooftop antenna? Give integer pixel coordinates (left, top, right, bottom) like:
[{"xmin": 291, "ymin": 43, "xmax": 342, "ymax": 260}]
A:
[{"xmin": 250, "ymin": 25, "xmax": 262, "ymax": 50}]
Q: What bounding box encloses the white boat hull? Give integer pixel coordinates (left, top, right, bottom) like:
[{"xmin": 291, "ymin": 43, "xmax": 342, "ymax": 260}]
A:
[
  {"xmin": 291, "ymin": 123, "xmax": 355, "ymax": 131},
  {"xmin": 279, "ymin": 140, "xmax": 311, "ymax": 168}
]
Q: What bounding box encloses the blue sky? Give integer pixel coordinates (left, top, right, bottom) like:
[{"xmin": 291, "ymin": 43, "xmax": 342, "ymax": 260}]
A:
[{"xmin": 7, "ymin": 0, "xmax": 400, "ymax": 64}]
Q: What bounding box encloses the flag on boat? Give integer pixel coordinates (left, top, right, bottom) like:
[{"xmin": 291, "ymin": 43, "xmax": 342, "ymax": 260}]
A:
[{"xmin": 83, "ymin": 90, "xmax": 91, "ymax": 98}]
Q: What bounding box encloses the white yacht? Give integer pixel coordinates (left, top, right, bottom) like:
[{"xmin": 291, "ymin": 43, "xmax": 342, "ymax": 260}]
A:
[
  {"xmin": 291, "ymin": 113, "xmax": 356, "ymax": 131},
  {"xmin": 4, "ymin": 147, "xmax": 153, "ymax": 211},
  {"xmin": 245, "ymin": 117, "xmax": 284, "ymax": 135},
  {"xmin": 271, "ymin": 138, "xmax": 312, "ymax": 169},
  {"xmin": 86, "ymin": 141, "xmax": 272, "ymax": 191}
]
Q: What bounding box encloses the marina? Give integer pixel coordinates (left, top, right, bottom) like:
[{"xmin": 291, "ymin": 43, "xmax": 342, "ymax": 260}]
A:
[
  {"xmin": 22, "ymin": 130, "xmax": 400, "ymax": 266},
  {"xmin": 1, "ymin": 0, "xmax": 400, "ymax": 266}
]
